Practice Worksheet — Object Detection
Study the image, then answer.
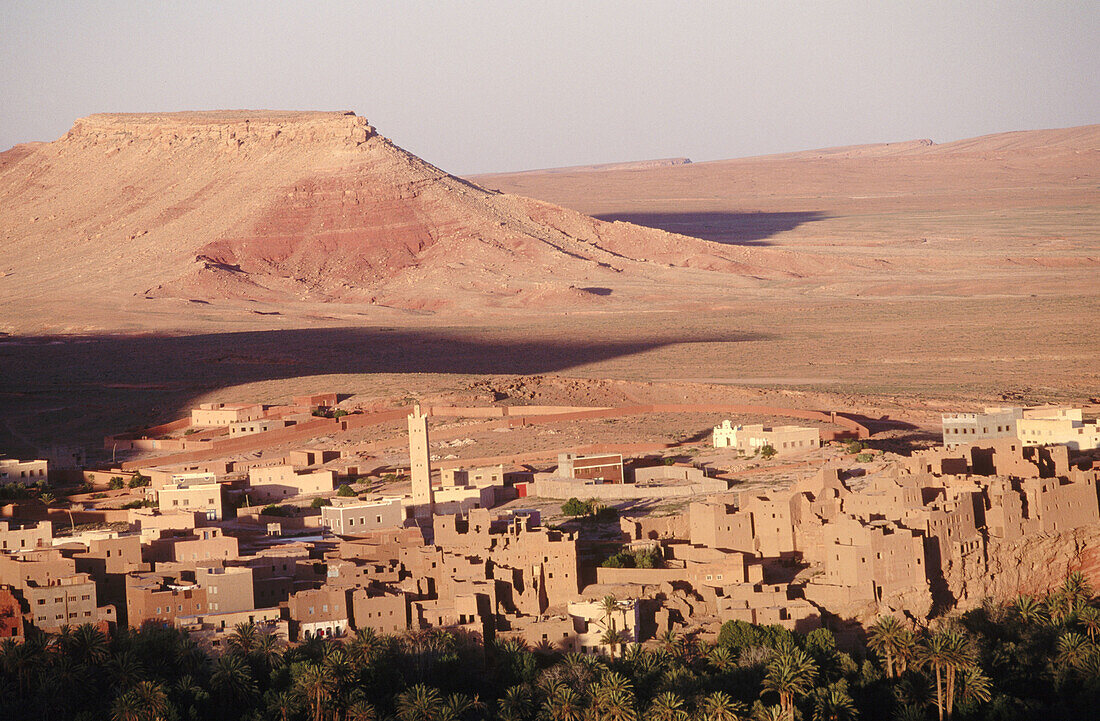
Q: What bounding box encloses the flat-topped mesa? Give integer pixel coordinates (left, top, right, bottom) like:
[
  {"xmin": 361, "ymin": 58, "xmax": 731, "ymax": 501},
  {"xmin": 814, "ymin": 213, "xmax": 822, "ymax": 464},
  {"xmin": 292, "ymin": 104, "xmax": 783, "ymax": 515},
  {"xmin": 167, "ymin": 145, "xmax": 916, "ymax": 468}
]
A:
[{"xmin": 61, "ymin": 110, "xmax": 376, "ymax": 152}]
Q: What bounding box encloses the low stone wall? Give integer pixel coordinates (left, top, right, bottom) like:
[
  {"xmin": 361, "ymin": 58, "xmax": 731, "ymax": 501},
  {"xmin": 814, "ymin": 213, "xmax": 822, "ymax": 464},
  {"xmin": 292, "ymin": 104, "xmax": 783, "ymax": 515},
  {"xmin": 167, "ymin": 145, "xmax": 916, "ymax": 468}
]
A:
[
  {"xmin": 531, "ymin": 477, "xmax": 729, "ymax": 500},
  {"xmin": 595, "ymin": 567, "xmax": 687, "ymax": 585}
]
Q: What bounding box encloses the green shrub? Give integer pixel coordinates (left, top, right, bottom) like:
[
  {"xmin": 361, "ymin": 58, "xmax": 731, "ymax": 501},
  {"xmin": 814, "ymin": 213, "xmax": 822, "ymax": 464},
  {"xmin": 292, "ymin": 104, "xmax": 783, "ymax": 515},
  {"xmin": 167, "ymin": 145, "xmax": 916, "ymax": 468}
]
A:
[
  {"xmin": 107, "ymin": 476, "xmax": 125, "ymax": 490},
  {"xmin": 261, "ymin": 504, "xmax": 294, "ymax": 517},
  {"xmin": 336, "ymin": 483, "xmax": 356, "ymax": 497},
  {"xmin": 128, "ymin": 474, "xmax": 150, "ymax": 488},
  {"xmin": 845, "ymin": 440, "xmax": 865, "ymax": 454},
  {"xmin": 856, "ymin": 452, "xmax": 874, "ymax": 463},
  {"xmin": 561, "ymin": 497, "xmax": 590, "ymax": 517},
  {"xmin": 759, "ymin": 445, "xmax": 777, "ymax": 459},
  {"xmin": 311, "ymin": 497, "xmax": 331, "ymax": 509},
  {"xmin": 333, "ymin": 409, "xmax": 348, "ymax": 419},
  {"xmin": 600, "ymin": 546, "xmax": 662, "ymax": 569},
  {"xmin": 120, "ymin": 499, "xmax": 156, "ymax": 509}
]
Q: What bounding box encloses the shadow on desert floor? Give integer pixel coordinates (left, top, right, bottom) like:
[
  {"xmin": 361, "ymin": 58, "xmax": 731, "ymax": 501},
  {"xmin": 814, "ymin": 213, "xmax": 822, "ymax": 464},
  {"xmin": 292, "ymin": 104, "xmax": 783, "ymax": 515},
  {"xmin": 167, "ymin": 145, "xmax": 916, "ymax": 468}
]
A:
[
  {"xmin": 0, "ymin": 325, "xmax": 771, "ymax": 453},
  {"xmin": 592, "ymin": 210, "xmax": 828, "ymax": 245}
]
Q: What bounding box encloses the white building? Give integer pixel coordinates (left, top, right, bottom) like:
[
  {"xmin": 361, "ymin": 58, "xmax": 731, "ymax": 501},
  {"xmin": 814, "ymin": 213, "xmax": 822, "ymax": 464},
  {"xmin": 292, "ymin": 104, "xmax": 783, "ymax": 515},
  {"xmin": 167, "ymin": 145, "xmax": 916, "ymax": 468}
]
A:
[{"xmin": 712, "ymin": 421, "xmax": 820, "ymax": 455}]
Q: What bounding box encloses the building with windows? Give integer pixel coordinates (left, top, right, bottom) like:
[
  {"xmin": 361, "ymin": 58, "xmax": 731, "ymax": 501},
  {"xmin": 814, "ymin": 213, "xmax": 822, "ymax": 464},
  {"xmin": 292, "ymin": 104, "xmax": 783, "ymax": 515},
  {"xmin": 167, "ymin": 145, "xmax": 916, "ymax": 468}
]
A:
[
  {"xmin": 712, "ymin": 421, "xmax": 820, "ymax": 455},
  {"xmin": 0, "ymin": 458, "xmax": 48, "ymax": 484},
  {"xmin": 321, "ymin": 497, "xmax": 404, "ymax": 535}
]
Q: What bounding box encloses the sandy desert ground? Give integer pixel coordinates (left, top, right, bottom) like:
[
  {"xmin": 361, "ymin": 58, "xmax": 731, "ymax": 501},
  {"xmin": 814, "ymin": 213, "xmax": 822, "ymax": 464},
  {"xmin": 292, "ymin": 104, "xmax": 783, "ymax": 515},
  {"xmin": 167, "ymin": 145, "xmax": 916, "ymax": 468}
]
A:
[{"xmin": 1, "ymin": 114, "xmax": 1097, "ymax": 454}]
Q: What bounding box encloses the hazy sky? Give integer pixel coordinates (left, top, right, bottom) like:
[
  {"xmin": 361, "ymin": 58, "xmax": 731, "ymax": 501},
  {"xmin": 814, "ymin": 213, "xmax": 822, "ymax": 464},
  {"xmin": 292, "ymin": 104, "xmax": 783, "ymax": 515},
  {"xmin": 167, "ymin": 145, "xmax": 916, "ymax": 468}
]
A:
[{"xmin": 2, "ymin": 1, "xmax": 1098, "ymax": 174}]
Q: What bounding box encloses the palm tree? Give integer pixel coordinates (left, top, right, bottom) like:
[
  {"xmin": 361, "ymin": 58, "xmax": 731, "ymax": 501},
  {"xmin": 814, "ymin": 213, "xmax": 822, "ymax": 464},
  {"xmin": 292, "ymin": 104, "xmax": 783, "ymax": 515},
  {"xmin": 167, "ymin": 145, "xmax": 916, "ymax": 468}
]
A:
[
  {"xmin": 439, "ymin": 692, "xmax": 483, "ymax": 721},
  {"xmin": 349, "ymin": 626, "xmax": 383, "ymax": 666},
  {"xmin": 597, "ymin": 688, "xmax": 639, "ymax": 721},
  {"xmin": 71, "ymin": 623, "xmax": 109, "ymax": 665},
  {"xmin": 347, "ymin": 699, "xmax": 378, "ymax": 721},
  {"xmin": 657, "ymin": 629, "xmax": 682, "ymax": 660},
  {"xmin": 941, "ymin": 631, "xmax": 975, "ymax": 720},
  {"xmin": 108, "ymin": 649, "xmax": 146, "ymax": 691},
  {"xmin": 132, "ymin": 679, "xmax": 171, "ymax": 721},
  {"xmin": 173, "ymin": 674, "xmax": 210, "ymax": 719},
  {"xmin": 916, "ymin": 631, "xmax": 970, "ymax": 721},
  {"xmin": 707, "ymin": 645, "xmax": 736, "ymax": 672},
  {"xmin": 111, "ymin": 690, "xmax": 144, "ymax": 721},
  {"xmin": 296, "ymin": 662, "xmax": 334, "ymax": 721},
  {"xmin": 1078, "ymin": 605, "xmax": 1100, "ymax": 641},
  {"xmin": 602, "ymin": 627, "xmax": 628, "ymax": 661},
  {"xmin": 867, "ymin": 617, "xmax": 906, "ymax": 679},
  {"xmin": 761, "ymin": 645, "xmax": 817, "ymax": 720},
  {"xmin": 211, "ymin": 652, "xmax": 258, "ymax": 709},
  {"xmin": 1063, "ymin": 571, "xmax": 1093, "ymax": 606},
  {"xmin": 499, "ymin": 685, "xmax": 532, "ymax": 721},
  {"xmin": 811, "ymin": 681, "xmax": 858, "ymax": 721},
  {"xmin": 601, "ymin": 595, "xmax": 621, "ymax": 633},
  {"xmin": 253, "ymin": 628, "xmax": 285, "ymax": 673},
  {"xmin": 956, "ymin": 665, "xmax": 992, "ymax": 709},
  {"xmin": 267, "ymin": 689, "xmax": 300, "ymax": 721},
  {"xmin": 227, "ymin": 621, "xmax": 259, "ymax": 655},
  {"xmin": 753, "ymin": 706, "xmax": 786, "ymax": 721},
  {"xmin": 647, "ymin": 691, "xmax": 688, "ymax": 721},
  {"xmin": 1013, "ymin": 595, "xmax": 1047, "ymax": 626},
  {"xmin": 698, "ymin": 691, "xmax": 747, "ymax": 721},
  {"xmin": 396, "ymin": 683, "xmax": 444, "ymax": 721},
  {"xmin": 544, "ymin": 684, "xmax": 584, "ymax": 721},
  {"xmin": 1056, "ymin": 631, "xmax": 1093, "ymax": 672}
]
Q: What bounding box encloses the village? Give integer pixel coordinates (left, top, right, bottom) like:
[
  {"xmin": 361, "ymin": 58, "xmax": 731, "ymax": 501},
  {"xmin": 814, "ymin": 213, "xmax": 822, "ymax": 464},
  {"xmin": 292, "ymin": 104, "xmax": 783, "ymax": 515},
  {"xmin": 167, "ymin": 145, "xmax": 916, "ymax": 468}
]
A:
[{"xmin": 2, "ymin": 394, "xmax": 1099, "ymax": 655}]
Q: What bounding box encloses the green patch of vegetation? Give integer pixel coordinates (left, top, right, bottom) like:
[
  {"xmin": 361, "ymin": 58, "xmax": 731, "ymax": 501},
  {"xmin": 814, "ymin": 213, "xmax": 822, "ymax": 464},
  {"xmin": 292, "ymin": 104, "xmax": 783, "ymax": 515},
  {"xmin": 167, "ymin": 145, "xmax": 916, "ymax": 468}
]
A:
[
  {"xmin": 336, "ymin": 483, "xmax": 356, "ymax": 497},
  {"xmin": 0, "ymin": 482, "xmax": 33, "ymax": 500},
  {"xmin": 759, "ymin": 444, "xmax": 777, "ymax": 459},
  {"xmin": 311, "ymin": 497, "xmax": 332, "ymax": 509},
  {"xmin": 260, "ymin": 504, "xmax": 295, "ymax": 517},
  {"xmin": 560, "ymin": 497, "xmax": 618, "ymax": 522},
  {"xmin": 600, "ymin": 545, "xmax": 662, "ymax": 569},
  {"xmin": 107, "ymin": 476, "xmax": 125, "ymax": 490},
  {"xmin": 855, "ymin": 452, "xmax": 874, "ymax": 463},
  {"xmin": 119, "ymin": 499, "xmax": 156, "ymax": 509},
  {"xmin": 845, "ymin": 439, "xmax": 866, "ymax": 454},
  {"xmin": 128, "ymin": 473, "xmax": 150, "ymax": 488},
  {"xmin": 183, "ymin": 428, "xmax": 199, "ymax": 435}
]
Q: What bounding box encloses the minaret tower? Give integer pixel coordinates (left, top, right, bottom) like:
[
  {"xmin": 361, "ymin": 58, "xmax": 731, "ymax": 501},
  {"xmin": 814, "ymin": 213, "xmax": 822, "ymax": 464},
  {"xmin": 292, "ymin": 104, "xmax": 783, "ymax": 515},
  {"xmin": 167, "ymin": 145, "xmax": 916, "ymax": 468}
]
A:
[{"xmin": 408, "ymin": 403, "xmax": 433, "ymax": 513}]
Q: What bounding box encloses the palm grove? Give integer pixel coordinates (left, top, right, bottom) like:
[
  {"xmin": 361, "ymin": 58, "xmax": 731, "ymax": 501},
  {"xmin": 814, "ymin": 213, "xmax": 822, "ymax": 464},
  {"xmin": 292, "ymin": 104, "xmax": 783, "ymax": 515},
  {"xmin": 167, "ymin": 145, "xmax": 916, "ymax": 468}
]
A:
[{"xmin": 3, "ymin": 574, "xmax": 1100, "ymax": 721}]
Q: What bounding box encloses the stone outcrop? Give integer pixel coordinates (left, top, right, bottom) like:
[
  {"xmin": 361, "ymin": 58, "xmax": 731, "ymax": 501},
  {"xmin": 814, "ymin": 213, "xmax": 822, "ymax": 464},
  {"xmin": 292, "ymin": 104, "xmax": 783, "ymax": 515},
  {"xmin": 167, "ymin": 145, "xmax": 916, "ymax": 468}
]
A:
[{"xmin": 947, "ymin": 526, "xmax": 1100, "ymax": 606}]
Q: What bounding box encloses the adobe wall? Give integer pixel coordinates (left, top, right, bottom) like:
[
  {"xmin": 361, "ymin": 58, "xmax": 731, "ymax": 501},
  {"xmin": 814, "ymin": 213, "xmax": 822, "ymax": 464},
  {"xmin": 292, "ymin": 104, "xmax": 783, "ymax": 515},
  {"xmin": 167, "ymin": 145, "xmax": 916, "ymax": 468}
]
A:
[
  {"xmin": 532, "ymin": 477, "xmax": 729, "ymax": 500},
  {"xmin": 595, "ymin": 567, "xmax": 688, "ymax": 585}
]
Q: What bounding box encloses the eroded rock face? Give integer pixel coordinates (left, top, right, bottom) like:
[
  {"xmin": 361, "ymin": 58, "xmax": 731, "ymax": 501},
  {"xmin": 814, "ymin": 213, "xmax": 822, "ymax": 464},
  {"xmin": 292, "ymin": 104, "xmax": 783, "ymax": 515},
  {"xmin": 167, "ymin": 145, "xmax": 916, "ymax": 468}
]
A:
[
  {"xmin": 946, "ymin": 526, "xmax": 1100, "ymax": 607},
  {"xmin": 62, "ymin": 111, "xmax": 377, "ymax": 152}
]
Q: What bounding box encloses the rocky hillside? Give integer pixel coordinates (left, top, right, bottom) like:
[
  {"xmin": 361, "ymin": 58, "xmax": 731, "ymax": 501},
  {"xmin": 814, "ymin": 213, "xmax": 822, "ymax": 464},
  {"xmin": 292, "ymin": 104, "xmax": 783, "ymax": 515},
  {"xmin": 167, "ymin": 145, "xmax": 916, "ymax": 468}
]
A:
[{"xmin": 0, "ymin": 111, "xmax": 807, "ymax": 319}]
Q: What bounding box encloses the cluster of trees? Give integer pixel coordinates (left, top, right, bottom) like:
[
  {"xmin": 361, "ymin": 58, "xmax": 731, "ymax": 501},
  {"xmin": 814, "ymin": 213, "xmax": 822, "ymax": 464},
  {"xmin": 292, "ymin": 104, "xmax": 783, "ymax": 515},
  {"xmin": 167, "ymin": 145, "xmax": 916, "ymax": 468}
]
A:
[
  {"xmin": 3, "ymin": 574, "xmax": 1100, "ymax": 720},
  {"xmin": 561, "ymin": 498, "xmax": 618, "ymax": 522},
  {"xmin": 107, "ymin": 474, "xmax": 152, "ymax": 490},
  {"xmin": 600, "ymin": 547, "xmax": 663, "ymax": 570}
]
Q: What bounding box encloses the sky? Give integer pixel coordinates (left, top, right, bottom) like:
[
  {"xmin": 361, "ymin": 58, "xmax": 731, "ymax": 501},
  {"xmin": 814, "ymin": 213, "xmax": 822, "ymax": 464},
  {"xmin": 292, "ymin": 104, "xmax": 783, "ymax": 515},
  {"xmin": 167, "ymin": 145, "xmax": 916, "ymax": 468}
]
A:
[{"xmin": 2, "ymin": 1, "xmax": 1098, "ymax": 174}]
